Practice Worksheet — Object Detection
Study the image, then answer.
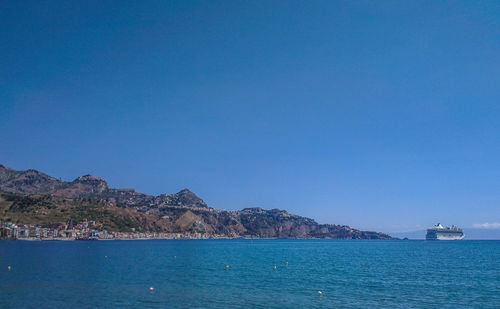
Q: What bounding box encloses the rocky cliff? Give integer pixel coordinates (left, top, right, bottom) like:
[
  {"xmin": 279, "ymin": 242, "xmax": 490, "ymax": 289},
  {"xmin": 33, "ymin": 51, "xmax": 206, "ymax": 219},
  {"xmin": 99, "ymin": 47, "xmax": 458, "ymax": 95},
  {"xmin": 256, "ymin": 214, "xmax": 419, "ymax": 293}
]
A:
[{"xmin": 0, "ymin": 164, "xmax": 207, "ymax": 209}]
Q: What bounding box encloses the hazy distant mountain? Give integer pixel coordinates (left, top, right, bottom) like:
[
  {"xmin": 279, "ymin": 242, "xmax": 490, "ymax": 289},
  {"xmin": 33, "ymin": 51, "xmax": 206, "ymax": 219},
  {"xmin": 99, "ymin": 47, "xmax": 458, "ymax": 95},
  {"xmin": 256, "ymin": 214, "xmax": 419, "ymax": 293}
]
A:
[
  {"xmin": 0, "ymin": 164, "xmax": 393, "ymax": 239},
  {"xmin": 389, "ymin": 230, "xmax": 427, "ymax": 240}
]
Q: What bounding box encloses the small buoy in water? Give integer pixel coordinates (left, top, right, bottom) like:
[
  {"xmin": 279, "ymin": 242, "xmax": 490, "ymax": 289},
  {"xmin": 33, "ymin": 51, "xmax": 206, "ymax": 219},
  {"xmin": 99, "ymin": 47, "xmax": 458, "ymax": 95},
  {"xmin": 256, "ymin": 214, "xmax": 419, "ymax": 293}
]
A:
[
  {"xmin": 7, "ymin": 266, "xmax": 11, "ymax": 271},
  {"xmin": 286, "ymin": 261, "xmax": 288, "ymax": 265},
  {"xmin": 174, "ymin": 256, "xmax": 176, "ymax": 259},
  {"xmin": 274, "ymin": 265, "xmax": 277, "ymax": 270},
  {"xmin": 318, "ymin": 291, "xmax": 323, "ymax": 296},
  {"xmin": 149, "ymin": 287, "xmax": 154, "ymax": 292},
  {"xmin": 226, "ymin": 265, "xmax": 230, "ymax": 269}
]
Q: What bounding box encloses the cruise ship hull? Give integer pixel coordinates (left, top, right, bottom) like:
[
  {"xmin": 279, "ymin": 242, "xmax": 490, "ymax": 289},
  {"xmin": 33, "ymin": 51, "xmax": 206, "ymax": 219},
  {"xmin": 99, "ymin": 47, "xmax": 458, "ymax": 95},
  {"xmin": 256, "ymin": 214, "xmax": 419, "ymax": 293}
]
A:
[{"xmin": 434, "ymin": 234, "xmax": 465, "ymax": 240}]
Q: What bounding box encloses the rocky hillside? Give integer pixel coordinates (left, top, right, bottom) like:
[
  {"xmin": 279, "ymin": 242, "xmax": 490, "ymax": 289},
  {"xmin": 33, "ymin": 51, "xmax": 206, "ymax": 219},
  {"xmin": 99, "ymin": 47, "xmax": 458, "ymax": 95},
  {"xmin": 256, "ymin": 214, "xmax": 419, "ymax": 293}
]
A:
[
  {"xmin": 0, "ymin": 164, "xmax": 208, "ymax": 209},
  {"xmin": 0, "ymin": 164, "xmax": 394, "ymax": 239},
  {"xmin": 0, "ymin": 192, "xmax": 169, "ymax": 232}
]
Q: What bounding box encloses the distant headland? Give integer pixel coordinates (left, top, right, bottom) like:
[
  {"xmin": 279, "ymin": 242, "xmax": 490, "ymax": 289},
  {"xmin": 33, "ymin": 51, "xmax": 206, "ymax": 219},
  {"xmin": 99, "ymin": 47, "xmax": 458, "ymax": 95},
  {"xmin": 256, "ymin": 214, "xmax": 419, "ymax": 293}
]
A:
[{"xmin": 0, "ymin": 164, "xmax": 394, "ymax": 240}]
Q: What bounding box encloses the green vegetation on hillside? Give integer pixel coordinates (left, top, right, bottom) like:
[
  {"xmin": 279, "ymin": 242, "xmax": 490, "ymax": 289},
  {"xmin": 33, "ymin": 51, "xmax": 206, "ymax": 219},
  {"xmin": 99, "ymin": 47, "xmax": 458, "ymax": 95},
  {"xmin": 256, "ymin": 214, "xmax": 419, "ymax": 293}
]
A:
[{"xmin": 0, "ymin": 192, "xmax": 169, "ymax": 232}]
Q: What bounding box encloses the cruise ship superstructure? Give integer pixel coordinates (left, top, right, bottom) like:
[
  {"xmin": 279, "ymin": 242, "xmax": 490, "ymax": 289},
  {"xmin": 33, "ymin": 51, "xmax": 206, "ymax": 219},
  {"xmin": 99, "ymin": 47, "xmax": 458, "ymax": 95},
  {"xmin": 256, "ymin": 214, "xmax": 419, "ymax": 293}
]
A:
[{"xmin": 426, "ymin": 223, "xmax": 465, "ymax": 240}]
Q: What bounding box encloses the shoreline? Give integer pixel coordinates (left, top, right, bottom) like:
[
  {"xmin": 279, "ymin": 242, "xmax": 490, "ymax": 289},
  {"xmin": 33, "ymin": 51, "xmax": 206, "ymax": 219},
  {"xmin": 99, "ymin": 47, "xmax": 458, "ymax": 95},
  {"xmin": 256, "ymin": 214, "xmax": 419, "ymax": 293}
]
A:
[{"xmin": 1, "ymin": 237, "xmax": 401, "ymax": 241}]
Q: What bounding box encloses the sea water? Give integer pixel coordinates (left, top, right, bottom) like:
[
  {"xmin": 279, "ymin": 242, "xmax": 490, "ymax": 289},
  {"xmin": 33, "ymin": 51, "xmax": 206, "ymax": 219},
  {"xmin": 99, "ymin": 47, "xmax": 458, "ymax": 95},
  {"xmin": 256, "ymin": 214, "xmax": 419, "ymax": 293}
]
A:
[{"xmin": 1, "ymin": 240, "xmax": 499, "ymax": 308}]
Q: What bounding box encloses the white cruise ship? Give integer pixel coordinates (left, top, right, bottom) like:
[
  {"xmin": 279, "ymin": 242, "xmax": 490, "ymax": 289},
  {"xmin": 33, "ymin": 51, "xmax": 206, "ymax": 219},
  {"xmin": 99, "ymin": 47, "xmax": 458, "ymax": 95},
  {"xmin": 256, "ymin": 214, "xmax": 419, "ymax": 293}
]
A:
[{"xmin": 426, "ymin": 223, "xmax": 465, "ymax": 240}]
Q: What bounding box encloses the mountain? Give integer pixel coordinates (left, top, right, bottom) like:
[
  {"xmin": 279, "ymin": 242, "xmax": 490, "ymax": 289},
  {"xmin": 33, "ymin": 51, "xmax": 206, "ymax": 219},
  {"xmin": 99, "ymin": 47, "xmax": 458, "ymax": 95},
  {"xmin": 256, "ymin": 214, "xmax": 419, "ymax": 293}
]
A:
[
  {"xmin": 0, "ymin": 164, "xmax": 208, "ymax": 209},
  {"xmin": 0, "ymin": 164, "xmax": 394, "ymax": 239},
  {"xmin": 0, "ymin": 165, "xmax": 61, "ymax": 195}
]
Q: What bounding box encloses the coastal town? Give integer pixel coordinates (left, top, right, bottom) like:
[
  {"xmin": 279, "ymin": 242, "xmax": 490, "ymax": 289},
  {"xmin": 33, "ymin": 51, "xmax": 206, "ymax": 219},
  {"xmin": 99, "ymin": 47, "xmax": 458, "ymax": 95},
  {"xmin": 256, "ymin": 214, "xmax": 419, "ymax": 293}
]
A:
[{"xmin": 0, "ymin": 220, "xmax": 218, "ymax": 240}]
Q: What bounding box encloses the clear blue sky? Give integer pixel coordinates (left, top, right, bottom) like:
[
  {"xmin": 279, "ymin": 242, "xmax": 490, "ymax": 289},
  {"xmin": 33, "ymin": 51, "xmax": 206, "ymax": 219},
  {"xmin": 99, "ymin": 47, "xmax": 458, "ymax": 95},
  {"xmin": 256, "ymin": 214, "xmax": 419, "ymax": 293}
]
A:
[{"xmin": 1, "ymin": 1, "xmax": 499, "ymax": 233}]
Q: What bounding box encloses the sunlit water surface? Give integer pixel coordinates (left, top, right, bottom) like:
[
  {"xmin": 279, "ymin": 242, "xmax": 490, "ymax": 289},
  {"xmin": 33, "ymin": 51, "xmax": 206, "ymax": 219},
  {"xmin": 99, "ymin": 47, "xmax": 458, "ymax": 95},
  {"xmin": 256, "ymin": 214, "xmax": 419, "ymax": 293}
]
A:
[{"xmin": 1, "ymin": 240, "xmax": 499, "ymax": 308}]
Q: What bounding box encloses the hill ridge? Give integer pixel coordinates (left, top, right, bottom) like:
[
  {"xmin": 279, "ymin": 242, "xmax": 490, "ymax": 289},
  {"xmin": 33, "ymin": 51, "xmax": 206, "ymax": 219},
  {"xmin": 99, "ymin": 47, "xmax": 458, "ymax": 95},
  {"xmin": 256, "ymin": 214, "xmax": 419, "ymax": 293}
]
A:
[{"xmin": 0, "ymin": 164, "xmax": 394, "ymax": 239}]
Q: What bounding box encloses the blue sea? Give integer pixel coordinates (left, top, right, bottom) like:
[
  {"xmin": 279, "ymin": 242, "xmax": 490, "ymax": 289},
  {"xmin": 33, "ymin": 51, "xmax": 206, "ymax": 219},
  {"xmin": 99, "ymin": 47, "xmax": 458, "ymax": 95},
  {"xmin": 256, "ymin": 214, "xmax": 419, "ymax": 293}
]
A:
[{"xmin": 1, "ymin": 240, "xmax": 499, "ymax": 308}]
